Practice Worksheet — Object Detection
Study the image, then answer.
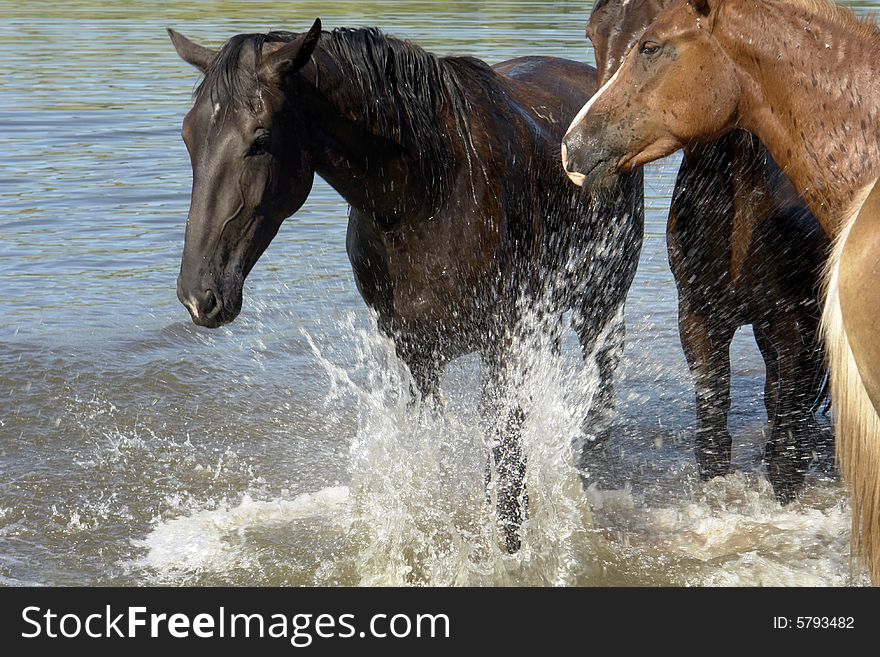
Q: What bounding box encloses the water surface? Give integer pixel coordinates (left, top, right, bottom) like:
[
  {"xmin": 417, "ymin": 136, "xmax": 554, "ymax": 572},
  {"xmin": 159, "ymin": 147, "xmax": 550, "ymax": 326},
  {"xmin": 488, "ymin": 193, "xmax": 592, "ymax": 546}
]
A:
[{"xmin": 0, "ymin": 0, "xmax": 871, "ymax": 586}]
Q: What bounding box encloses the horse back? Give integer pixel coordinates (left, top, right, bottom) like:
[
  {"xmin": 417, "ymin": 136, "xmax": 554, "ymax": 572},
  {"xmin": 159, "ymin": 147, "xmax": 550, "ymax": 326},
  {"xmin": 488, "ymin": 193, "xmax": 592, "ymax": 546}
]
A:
[{"xmin": 492, "ymin": 57, "xmax": 598, "ymax": 140}]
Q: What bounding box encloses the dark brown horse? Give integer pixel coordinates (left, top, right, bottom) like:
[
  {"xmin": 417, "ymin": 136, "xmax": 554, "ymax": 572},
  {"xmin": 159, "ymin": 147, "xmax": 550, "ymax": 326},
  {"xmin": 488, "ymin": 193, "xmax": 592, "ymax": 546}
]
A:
[
  {"xmin": 586, "ymin": 0, "xmax": 832, "ymax": 503},
  {"xmin": 167, "ymin": 20, "xmax": 644, "ymax": 551},
  {"xmin": 562, "ymin": 0, "xmax": 880, "ymax": 582}
]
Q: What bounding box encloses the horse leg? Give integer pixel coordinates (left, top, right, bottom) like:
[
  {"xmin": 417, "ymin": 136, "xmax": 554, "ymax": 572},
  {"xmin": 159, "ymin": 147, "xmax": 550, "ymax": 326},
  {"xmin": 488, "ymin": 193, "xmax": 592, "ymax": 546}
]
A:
[
  {"xmin": 679, "ymin": 302, "xmax": 735, "ymax": 480},
  {"xmin": 547, "ymin": 309, "xmax": 566, "ymax": 357},
  {"xmin": 752, "ymin": 324, "xmax": 780, "ymax": 422},
  {"xmin": 396, "ymin": 341, "xmax": 443, "ymax": 403},
  {"xmin": 480, "ymin": 349, "xmax": 527, "ymax": 553},
  {"xmin": 762, "ymin": 309, "xmax": 825, "ymax": 503},
  {"xmin": 409, "ymin": 356, "xmax": 442, "ymax": 401},
  {"xmin": 573, "ymin": 306, "xmax": 624, "ymax": 453}
]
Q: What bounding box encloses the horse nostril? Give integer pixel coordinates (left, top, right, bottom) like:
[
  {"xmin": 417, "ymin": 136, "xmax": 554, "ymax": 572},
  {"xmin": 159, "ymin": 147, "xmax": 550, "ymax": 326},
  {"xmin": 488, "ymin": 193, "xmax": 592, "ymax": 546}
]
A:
[
  {"xmin": 201, "ymin": 289, "xmax": 220, "ymax": 317},
  {"xmin": 561, "ymin": 136, "xmax": 588, "ymax": 187},
  {"xmin": 562, "ymin": 135, "xmax": 581, "ymax": 172},
  {"xmin": 177, "ymin": 282, "xmax": 224, "ymax": 326}
]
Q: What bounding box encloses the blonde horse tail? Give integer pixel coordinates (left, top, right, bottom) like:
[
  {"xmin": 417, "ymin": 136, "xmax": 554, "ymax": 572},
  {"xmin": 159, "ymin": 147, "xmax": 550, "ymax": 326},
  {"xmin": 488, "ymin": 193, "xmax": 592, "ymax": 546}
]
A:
[{"xmin": 823, "ymin": 200, "xmax": 880, "ymax": 585}]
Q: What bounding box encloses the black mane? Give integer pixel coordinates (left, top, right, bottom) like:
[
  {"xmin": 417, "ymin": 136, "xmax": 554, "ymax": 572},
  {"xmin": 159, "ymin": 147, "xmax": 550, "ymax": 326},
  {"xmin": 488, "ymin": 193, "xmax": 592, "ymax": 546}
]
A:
[
  {"xmin": 321, "ymin": 29, "xmax": 493, "ymax": 142},
  {"xmin": 196, "ymin": 27, "xmax": 500, "ymax": 190},
  {"xmin": 322, "ymin": 28, "xmax": 501, "ymax": 189}
]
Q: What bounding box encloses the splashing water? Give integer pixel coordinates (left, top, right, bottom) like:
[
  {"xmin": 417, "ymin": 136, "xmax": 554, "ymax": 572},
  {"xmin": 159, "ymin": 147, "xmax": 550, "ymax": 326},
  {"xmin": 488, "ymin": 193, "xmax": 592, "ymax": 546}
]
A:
[
  {"xmin": 132, "ymin": 306, "xmax": 610, "ymax": 586},
  {"xmin": 132, "ymin": 487, "xmax": 352, "ymax": 582},
  {"xmin": 5, "ymin": 0, "xmax": 877, "ymax": 590},
  {"xmin": 302, "ymin": 311, "xmax": 602, "ymax": 586},
  {"xmin": 129, "ymin": 304, "xmax": 865, "ymax": 586}
]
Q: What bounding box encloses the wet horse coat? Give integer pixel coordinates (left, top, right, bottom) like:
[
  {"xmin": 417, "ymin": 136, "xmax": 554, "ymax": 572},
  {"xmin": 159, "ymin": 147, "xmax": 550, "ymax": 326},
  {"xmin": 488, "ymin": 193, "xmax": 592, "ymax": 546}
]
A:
[
  {"xmin": 169, "ymin": 21, "xmax": 644, "ymax": 551},
  {"xmin": 563, "ymin": 0, "xmax": 880, "ymax": 582},
  {"xmin": 586, "ymin": 0, "xmax": 831, "ymax": 502}
]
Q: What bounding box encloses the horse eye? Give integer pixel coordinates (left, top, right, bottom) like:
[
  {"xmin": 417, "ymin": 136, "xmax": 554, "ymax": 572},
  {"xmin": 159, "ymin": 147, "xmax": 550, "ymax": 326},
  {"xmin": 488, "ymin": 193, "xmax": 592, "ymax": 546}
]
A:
[
  {"xmin": 246, "ymin": 131, "xmax": 271, "ymax": 157},
  {"xmin": 639, "ymin": 41, "xmax": 662, "ymax": 56}
]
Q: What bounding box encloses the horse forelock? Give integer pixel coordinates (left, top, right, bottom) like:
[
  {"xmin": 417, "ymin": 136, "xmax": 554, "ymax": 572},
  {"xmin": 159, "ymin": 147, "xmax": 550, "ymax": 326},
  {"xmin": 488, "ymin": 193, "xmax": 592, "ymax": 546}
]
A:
[
  {"xmin": 194, "ymin": 32, "xmax": 297, "ymax": 112},
  {"xmin": 193, "ymin": 28, "xmax": 496, "ymax": 157}
]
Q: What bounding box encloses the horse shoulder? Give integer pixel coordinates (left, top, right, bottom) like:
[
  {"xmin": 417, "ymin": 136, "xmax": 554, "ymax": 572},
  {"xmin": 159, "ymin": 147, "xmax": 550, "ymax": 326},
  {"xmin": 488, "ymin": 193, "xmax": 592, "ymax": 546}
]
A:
[{"xmin": 346, "ymin": 208, "xmax": 392, "ymax": 317}]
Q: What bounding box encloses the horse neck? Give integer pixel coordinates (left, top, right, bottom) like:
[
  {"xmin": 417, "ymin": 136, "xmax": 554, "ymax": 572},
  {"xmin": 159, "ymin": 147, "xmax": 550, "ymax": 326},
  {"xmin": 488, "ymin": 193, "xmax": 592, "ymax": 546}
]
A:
[
  {"xmin": 293, "ymin": 44, "xmax": 450, "ymax": 221},
  {"xmin": 718, "ymin": 0, "xmax": 880, "ymax": 234}
]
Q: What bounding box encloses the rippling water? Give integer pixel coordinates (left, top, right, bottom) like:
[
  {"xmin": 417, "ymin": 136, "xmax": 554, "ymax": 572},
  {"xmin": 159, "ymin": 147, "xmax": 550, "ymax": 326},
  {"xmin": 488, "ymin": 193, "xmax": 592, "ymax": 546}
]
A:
[{"xmin": 1, "ymin": 0, "xmax": 875, "ymax": 586}]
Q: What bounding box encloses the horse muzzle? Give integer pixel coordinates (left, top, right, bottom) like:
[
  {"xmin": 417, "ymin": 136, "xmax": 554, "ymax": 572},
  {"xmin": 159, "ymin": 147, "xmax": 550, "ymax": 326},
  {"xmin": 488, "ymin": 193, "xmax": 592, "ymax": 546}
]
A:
[
  {"xmin": 176, "ymin": 276, "xmax": 240, "ymax": 328},
  {"xmin": 561, "ymin": 128, "xmax": 620, "ymax": 192},
  {"xmin": 561, "ymin": 140, "xmax": 587, "ymax": 187}
]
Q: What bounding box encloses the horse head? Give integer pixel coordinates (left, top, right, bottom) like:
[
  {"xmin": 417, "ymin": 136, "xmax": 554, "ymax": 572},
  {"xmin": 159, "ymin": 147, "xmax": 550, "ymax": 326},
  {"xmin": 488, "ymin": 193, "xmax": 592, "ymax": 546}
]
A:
[
  {"xmin": 168, "ymin": 19, "xmax": 322, "ymax": 327},
  {"xmin": 563, "ymin": 0, "xmax": 739, "ymax": 190}
]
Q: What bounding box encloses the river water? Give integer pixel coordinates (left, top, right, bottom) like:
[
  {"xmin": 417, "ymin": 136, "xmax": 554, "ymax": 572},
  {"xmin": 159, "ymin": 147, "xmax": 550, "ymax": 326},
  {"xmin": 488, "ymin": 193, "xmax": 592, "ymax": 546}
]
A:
[{"xmin": 1, "ymin": 0, "xmax": 874, "ymax": 586}]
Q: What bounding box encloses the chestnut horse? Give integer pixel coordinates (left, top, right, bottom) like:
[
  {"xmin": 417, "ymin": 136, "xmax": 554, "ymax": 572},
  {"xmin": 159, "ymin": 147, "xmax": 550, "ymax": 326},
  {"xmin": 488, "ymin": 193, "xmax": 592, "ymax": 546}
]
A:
[
  {"xmin": 563, "ymin": 0, "xmax": 880, "ymax": 583},
  {"xmin": 587, "ymin": 0, "xmax": 831, "ymax": 503},
  {"xmin": 168, "ymin": 20, "xmax": 644, "ymax": 551}
]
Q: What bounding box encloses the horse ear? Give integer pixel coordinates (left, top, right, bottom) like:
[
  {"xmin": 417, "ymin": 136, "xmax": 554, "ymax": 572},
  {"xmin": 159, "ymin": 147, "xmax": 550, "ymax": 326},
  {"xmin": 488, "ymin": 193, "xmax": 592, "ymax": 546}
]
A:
[
  {"xmin": 690, "ymin": 0, "xmax": 712, "ymax": 16},
  {"xmin": 266, "ymin": 18, "xmax": 323, "ymax": 77},
  {"xmin": 167, "ymin": 28, "xmax": 215, "ymax": 72}
]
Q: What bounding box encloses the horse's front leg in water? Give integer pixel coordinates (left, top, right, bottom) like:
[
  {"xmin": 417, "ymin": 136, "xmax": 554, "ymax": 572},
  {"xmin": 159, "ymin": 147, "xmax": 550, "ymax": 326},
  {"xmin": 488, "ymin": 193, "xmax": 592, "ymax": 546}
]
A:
[
  {"xmin": 493, "ymin": 403, "xmax": 526, "ymax": 553},
  {"xmin": 481, "ymin": 350, "xmax": 528, "ymax": 553},
  {"xmin": 398, "ymin": 343, "xmax": 444, "ymax": 408}
]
